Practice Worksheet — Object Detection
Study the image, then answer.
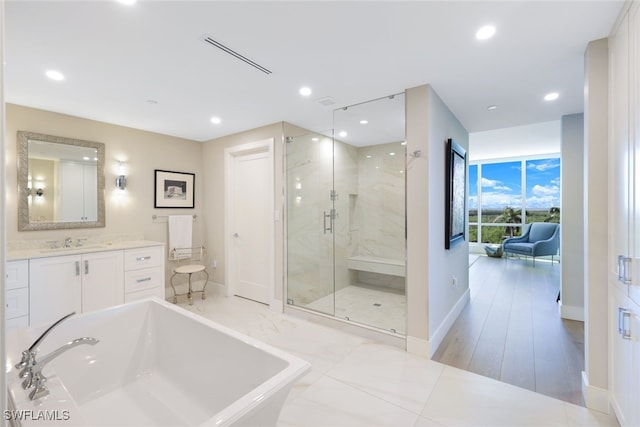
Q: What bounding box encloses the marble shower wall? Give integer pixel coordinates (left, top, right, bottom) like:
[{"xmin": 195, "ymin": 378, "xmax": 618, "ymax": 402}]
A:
[
  {"xmin": 352, "ymin": 141, "xmax": 406, "ymax": 261},
  {"xmin": 286, "ymin": 134, "xmax": 406, "ymax": 307}
]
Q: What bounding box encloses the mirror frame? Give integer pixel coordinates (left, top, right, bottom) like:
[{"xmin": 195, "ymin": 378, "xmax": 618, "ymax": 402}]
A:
[{"xmin": 17, "ymin": 131, "xmax": 106, "ymax": 231}]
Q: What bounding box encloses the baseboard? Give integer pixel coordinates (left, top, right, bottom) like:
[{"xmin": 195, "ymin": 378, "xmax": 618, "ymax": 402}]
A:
[
  {"xmin": 560, "ymin": 304, "xmax": 585, "ymax": 321},
  {"xmin": 406, "ymin": 336, "xmax": 430, "ymax": 357},
  {"xmin": 428, "ymin": 288, "xmax": 471, "ymax": 358},
  {"xmin": 581, "ymin": 371, "xmax": 610, "ymax": 414}
]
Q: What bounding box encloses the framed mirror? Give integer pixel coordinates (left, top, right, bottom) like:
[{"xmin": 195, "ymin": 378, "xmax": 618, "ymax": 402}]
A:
[{"xmin": 17, "ymin": 131, "xmax": 106, "ymax": 231}]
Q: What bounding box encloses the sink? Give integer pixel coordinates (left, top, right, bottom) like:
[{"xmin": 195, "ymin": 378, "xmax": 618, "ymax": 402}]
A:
[
  {"xmin": 39, "ymin": 244, "xmax": 106, "ymax": 253},
  {"xmin": 6, "ymin": 298, "xmax": 310, "ymax": 426}
]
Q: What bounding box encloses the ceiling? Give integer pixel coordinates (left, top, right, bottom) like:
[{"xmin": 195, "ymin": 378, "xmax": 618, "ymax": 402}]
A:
[{"xmin": 4, "ymin": 1, "xmax": 623, "ymax": 143}]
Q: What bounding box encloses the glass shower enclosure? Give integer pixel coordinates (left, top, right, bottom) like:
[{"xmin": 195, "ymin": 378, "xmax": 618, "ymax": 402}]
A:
[{"xmin": 285, "ymin": 93, "xmax": 406, "ymax": 334}]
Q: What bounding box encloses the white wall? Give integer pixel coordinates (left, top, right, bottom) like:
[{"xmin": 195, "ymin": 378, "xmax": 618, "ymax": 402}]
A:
[
  {"xmin": 1, "ymin": 3, "xmax": 7, "ymax": 424},
  {"xmin": 5, "ymin": 104, "xmax": 205, "ymax": 285},
  {"xmin": 201, "ymin": 122, "xmax": 285, "ymax": 304},
  {"xmin": 560, "ymin": 113, "xmax": 585, "ymax": 321},
  {"xmin": 583, "ymin": 37, "xmax": 609, "ymax": 411},
  {"xmin": 406, "ymin": 84, "xmax": 469, "ymax": 356},
  {"xmin": 470, "ymin": 120, "xmax": 560, "ymax": 162}
]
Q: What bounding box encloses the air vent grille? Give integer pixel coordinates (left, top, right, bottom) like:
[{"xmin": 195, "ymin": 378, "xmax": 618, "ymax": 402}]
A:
[{"xmin": 202, "ymin": 35, "xmax": 272, "ymax": 75}]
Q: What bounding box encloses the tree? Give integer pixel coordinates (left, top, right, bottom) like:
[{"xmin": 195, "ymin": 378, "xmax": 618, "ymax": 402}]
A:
[
  {"xmin": 493, "ymin": 206, "xmax": 522, "ymax": 237},
  {"xmin": 544, "ymin": 206, "xmax": 560, "ymax": 223}
]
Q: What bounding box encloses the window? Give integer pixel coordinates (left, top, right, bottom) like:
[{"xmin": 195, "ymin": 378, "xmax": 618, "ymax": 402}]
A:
[{"xmin": 469, "ymin": 156, "xmax": 560, "ymax": 244}]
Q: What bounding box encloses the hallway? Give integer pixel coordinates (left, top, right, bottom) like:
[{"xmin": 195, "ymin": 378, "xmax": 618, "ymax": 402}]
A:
[{"xmin": 433, "ymin": 255, "xmax": 584, "ymax": 406}]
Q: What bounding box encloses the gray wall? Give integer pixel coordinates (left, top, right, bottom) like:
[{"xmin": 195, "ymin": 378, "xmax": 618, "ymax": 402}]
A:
[{"xmin": 560, "ymin": 113, "xmax": 585, "ymax": 320}]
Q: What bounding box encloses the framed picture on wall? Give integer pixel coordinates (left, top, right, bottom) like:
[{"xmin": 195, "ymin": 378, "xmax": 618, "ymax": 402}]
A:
[
  {"xmin": 154, "ymin": 169, "xmax": 195, "ymax": 208},
  {"xmin": 445, "ymin": 138, "xmax": 467, "ymax": 249}
]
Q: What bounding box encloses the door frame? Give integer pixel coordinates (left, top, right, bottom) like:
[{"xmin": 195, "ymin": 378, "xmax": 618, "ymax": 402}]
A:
[{"xmin": 224, "ymin": 138, "xmax": 275, "ymax": 307}]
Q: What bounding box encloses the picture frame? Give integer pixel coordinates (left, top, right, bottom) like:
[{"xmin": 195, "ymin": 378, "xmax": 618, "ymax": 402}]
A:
[
  {"xmin": 154, "ymin": 169, "xmax": 195, "ymax": 208},
  {"xmin": 445, "ymin": 138, "xmax": 467, "ymax": 249}
]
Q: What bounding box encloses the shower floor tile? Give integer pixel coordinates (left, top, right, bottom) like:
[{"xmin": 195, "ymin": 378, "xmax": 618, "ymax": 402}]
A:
[{"xmin": 303, "ymin": 284, "xmax": 406, "ymax": 334}]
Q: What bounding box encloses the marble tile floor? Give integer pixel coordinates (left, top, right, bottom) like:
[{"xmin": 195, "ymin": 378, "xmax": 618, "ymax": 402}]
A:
[
  {"xmin": 174, "ymin": 286, "xmax": 618, "ymax": 427},
  {"xmin": 302, "ymin": 284, "xmax": 406, "ymax": 335}
]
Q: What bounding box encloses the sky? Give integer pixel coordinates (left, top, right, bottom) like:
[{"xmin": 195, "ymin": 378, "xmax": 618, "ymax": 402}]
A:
[{"xmin": 468, "ymin": 158, "xmax": 560, "ymax": 211}]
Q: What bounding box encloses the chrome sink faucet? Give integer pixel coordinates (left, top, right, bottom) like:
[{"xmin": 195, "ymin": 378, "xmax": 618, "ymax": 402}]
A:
[
  {"xmin": 63, "ymin": 237, "xmax": 73, "ymax": 248},
  {"xmin": 15, "ymin": 312, "xmax": 99, "ymax": 400}
]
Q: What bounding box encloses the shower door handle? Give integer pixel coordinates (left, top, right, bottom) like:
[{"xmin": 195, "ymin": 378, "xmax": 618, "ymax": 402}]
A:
[{"xmin": 324, "ymin": 209, "xmax": 337, "ymax": 234}]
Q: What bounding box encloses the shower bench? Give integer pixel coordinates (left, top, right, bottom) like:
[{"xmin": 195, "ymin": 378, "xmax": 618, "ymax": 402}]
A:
[{"xmin": 347, "ymin": 255, "xmax": 406, "ymax": 277}]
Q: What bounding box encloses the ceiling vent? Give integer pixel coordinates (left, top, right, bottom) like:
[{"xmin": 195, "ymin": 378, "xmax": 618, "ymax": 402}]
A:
[
  {"xmin": 317, "ymin": 97, "xmax": 336, "ymax": 106},
  {"xmin": 202, "ymin": 35, "xmax": 272, "ymax": 75}
]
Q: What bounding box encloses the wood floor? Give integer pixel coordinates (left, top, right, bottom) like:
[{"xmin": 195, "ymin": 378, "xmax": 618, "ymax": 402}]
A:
[{"xmin": 432, "ymin": 255, "xmax": 585, "ymax": 406}]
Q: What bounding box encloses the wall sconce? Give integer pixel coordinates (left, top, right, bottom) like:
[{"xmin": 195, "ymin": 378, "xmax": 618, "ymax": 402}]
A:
[{"xmin": 116, "ymin": 161, "xmax": 127, "ymax": 190}]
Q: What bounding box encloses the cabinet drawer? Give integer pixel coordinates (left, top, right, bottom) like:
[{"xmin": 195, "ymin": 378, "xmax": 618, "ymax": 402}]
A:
[
  {"xmin": 6, "ymin": 315, "xmax": 29, "ymax": 331},
  {"xmin": 125, "ymin": 267, "xmax": 162, "ymax": 294},
  {"xmin": 124, "ymin": 287, "xmax": 165, "ymax": 303},
  {"xmin": 6, "ymin": 260, "xmax": 29, "ymax": 291},
  {"xmin": 6, "ymin": 287, "xmax": 29, "ymax": 319},
  {"xmin": 124, "ymin": 246, "xmax": 163, "ymax": 271}
]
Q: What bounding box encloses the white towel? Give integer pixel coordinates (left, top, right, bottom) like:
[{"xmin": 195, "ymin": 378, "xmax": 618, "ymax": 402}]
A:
[{"xmin": 168, "ymin": 215, "xmax": 192, "ymax": 259}]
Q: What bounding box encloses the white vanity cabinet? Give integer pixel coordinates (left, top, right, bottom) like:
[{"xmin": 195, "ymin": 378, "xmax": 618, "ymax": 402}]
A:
[
  {"xmin": 124, "ymin": 246, "xmax": 165, "ymax": 302},
  {"xmin": 29, "ymin": 250, "xmax": 124, "ymax": 327},
  {"xmin": 5, "ymin": 260, "xmax": 30, "ymax": 330}
]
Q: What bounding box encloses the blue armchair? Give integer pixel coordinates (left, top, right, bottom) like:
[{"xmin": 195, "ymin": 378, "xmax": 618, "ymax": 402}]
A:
[{"xmin": 502, "ymin": 222, "xmax": 559, "ymax": 267}]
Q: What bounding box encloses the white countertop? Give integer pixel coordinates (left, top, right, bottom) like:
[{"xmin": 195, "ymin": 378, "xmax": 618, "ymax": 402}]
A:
[{"xmin": 8, "ymin": 240, "xmax": 164, "ymax": 261}]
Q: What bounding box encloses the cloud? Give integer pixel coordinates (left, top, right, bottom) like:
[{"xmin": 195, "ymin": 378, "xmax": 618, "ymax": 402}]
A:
[
  {"xmin": 480, "ymin": 192, "xmax": 522, "ymax": 209},
  {"xmin": 531, "ymin": 184, "xmax": 559, "ymax": 197},
  {"xmin": 481, "ymin": 177, "xmax": 511, "ymax": 192},
  {"xmin": 481, "ymin": 177, "xmax": 500, "ymax": 187},
  {"xmin": 527, "ymin": 159, "xmax": 560, "ymax": 172}
]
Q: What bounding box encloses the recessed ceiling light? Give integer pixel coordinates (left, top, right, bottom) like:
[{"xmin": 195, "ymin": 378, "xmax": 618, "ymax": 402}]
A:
[
  {"xmin": 544, "ymin": 92, "xmax": 559, "ymax": 101},
  {"xmin": 487, "ymin": 105, "xmax": 498, "ymax": 110},
  {"xmin": 389, "ymin": 152, "xmax": 396, "ymax": 156},
  {"xmin": 476, "ymin": 25, "xmax": 496, "ymax": 40},
  {"xmin": 366, "ymin": 155, "xmax": 372, "ymax": 159},
  {"xmin": 338, "ymin": 131, "xmax": 347, "ymax": 138},
  {"xmin": 311, "ymin": 137, "xmax": 319, "ymax": 142},
  {"xmin": 299, "ymin": 87, "xmax": 312, "ymax": 97},
  {"xmin": 116, "ymin": 0, "xmax": 136, "ymax": 5},
  {"xmin": 210, "ymin": 116, "xmax": 222, "ymax": 124},
  {"xmin": 45, "ymin": 70, "xmax": 64, "ymax": 81},
  {"xmin": 360, "ymin": 120, "xmax": 369, "ymax": 125},
  {"xmin": 82, "ymin": 157, "xmax": 90, "ymax": 161}
]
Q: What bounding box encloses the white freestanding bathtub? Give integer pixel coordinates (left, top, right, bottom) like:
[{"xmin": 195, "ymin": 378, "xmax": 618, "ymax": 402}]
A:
[{"xmin": 6, "ymin": 298, "xmax": 310, "ymax": 426}]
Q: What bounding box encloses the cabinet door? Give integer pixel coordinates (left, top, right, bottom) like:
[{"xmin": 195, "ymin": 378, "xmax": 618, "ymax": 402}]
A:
[
  {"xmin": 29, "ymin": 255, "xmax": 82, "ymax": 327},
  {"xmin": 610, "ymin": 284, "xmax": 633, "ymax": 426},
  {"xmin": 631, "ymin": 4, "xmax": 640, "ymax": 305},
  {"xmin": 6, "ymin": 260, "xmax": 29, "ymax": 291},
  {"xmin": 610, "ymin": 13, "xmax": 632, "ymax": 287},
  {"xmin": 60, "ymin": 162, "xmax": 86, "ymax": 222},
  {"xmin": 82, "ymin": 250, "xmax": 124, "ymax": 313}
]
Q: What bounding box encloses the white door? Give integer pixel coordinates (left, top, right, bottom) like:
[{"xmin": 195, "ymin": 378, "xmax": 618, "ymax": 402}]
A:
[{"xmin": 228, "ymin": 146, "xmax": 272, "ymax": 304}]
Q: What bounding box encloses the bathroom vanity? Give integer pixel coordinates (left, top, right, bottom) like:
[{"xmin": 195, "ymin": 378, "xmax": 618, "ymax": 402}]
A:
[{"xmin": 6, "ymin": 240, "xmax": 165, "ymax": 329}]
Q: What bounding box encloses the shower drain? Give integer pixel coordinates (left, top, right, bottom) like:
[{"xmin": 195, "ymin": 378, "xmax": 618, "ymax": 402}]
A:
[{"xmin": 373, "ymin": 303, "xmax": 382, "ymax": 307}]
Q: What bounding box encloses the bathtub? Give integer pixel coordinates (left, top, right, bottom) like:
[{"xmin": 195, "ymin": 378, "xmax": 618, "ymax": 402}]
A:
[{"xmin": 5, "ymin": 298, "xmax": 310, "ymax": 426}]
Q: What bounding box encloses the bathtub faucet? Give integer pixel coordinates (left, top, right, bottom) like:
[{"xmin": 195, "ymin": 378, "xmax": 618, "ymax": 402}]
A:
[
  {"xmin": 15, "ymin": 312, "xmax": 76, "ymax": 380},
  {"xmin": 24, "ymin": 337, "xmax": 99, "ymax": 400}
]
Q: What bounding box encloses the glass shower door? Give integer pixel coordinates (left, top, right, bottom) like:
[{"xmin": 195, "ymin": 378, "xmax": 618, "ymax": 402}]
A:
[
  {"xmin": 285, "ymin": 132, "xmax": 335, "ymax": 315},
  {"xmin": 285, "ymin": 93, "xmax": 407, "ymax": 335},
  {"xmin": 332, "ymin": 94, "xmax": 407, "ymax": 333}
]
